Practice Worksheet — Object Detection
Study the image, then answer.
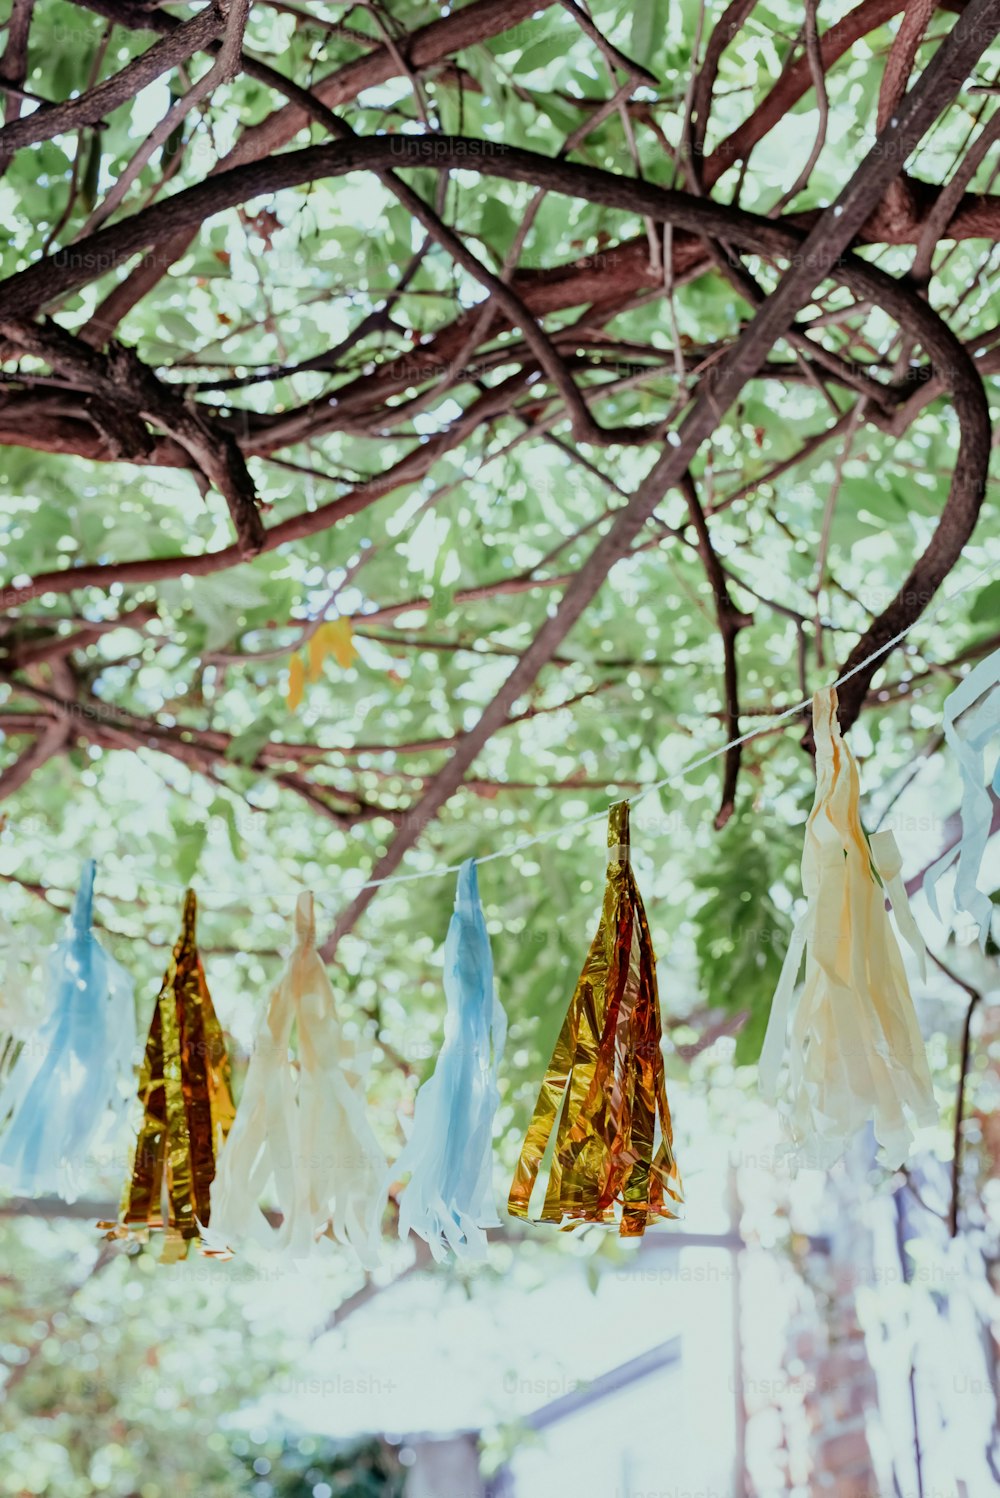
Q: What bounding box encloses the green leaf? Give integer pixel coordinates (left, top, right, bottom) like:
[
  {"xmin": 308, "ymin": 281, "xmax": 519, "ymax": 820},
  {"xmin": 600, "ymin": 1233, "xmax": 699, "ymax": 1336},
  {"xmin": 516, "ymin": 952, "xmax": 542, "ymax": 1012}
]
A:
[
  {"xmin": 691, "ymin": 810, "xmax": 796, "ymax": 1064},
  {"xmin": 226, "ymin": 717, "xmax": 278, "ymax": 765},
  {"xmin": 518, "ymin": 29, "xmax": 572, "ymax": 74},
  {"xmin": 174, "ymin": 823, "xmax": 209, "ymax": 884},
  {"xmin": 630, "ymin": 0, "xmax": 668, "ymax": 66},
  {"xmin": 209, "ymin": 796, "xmax": 243, "ymax": 858},
  {"xmin": 970, "ymin": 579, "xmax": 1000, "ymax": 624},
  {"xmin": 478, "ymin": 197, "xmax": 517, "ymax": 262},
  {"xmin": 162, "ymin": 568, "xmax": 271, "ymax": 651}
]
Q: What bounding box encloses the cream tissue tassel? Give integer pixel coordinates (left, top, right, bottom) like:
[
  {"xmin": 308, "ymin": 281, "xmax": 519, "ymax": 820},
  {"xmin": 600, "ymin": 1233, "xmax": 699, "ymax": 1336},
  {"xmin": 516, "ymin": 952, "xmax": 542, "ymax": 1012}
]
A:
[
  {"xmin": 758, "ymin": 687, "xmax": 937, "ymax": 1169},
  {"xmin": 209, "ymin": 891, "xmax": 386, "ymax": 1263}
]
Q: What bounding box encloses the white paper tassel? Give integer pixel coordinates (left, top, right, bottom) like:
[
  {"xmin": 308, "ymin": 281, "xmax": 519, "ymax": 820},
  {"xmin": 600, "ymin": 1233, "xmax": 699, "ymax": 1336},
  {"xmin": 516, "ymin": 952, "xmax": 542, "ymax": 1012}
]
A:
[
  {"xmin": 759, "ymin": 689, "xmax": 937, "ymax": 1169},
  {"xmin": 209, "ymin": 892, "xmax": 386, "ymax": 1264}
]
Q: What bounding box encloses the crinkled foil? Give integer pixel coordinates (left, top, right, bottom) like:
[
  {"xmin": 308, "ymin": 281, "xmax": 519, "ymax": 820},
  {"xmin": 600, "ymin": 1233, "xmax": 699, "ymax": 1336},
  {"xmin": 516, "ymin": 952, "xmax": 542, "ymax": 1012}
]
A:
[
  {"xmin": 508, "ymin": 801, "xmax": 682, "ymax": 1235},
  {"xmin": 100, "ymin": 890, "xmax": 234, "ymax": 1259}
]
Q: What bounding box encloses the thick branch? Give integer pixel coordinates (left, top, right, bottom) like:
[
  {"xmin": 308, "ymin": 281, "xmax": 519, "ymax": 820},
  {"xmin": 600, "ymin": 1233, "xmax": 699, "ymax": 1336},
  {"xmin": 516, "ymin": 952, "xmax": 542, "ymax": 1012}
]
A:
[
  {"xmin": 704, "ymin": 0, "xmax": 921, "ymax": 185},
  {"xmin": 0, "ymin": 0, "xmax": 34, "ymax": 128},
  {"xmin": 0, "ymin": 604, "xmax": 155, "ymax": 668},
  {"xmin": 0, "ymin": 140, "xmax": 990, "ymax": 735},
  {"xmin": 690, "ymin": 0, "xmax": 757, "ymax": 164},
  {"xmin": 878, "ymin": 0, "xmax": 938, "ymax": 130},
  {"xmin": 0, "ymin": 718, "xmax": 69, "ymax": 798},
  {"xmin": 74, "ymin": 0, "xmax": 554, "ymax": 339},
  {"xmin": 0, "ymin": 319, "xmax": 265, "ymax": 556}
]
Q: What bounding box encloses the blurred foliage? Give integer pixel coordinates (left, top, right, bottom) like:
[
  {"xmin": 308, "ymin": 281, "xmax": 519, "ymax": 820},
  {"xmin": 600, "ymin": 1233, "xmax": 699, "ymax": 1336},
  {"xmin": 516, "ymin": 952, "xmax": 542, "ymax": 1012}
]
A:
[
  {"xmin": 229, "ymin": 1434, "xmax": 404, "ymax": 1498},
  {"xmin": 691, "ymin": 809, "xmax": 799, "ymax": 1063}
]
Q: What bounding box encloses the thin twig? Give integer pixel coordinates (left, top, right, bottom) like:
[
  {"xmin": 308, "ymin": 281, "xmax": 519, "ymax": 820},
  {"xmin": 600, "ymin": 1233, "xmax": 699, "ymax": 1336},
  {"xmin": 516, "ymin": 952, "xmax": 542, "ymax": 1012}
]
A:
[
  {"xmin": 75, "ymin": 0, "xmax": 250, "ymax": 235},
  {"xmin": 770, "ymin": 0, "xmax": 829, "ymax": 212}
]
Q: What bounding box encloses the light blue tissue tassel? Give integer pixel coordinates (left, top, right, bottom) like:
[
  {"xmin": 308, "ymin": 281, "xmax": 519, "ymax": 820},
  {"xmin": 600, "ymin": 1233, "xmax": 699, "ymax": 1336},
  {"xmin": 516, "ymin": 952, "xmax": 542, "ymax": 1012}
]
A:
[
  {"xmin": 394, "ymin": 859, "xmax": 506, "ymax": 1260},
  {"xmin": 924, "ymin": 647, "xmax": 1000, "ymax": 950},
  {"xmin": 0, "ymin": 860, "xmax": 136, "ymax": 1201}
]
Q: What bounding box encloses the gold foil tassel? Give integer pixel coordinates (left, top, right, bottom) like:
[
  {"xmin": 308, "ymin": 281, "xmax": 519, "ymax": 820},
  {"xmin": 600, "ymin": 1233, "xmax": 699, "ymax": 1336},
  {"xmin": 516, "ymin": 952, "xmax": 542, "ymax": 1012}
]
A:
[
  {"xmin": 101, "ymin": 890, "xmax": 235, "ymax": 1259},
  {"xmin": 508, "ymin": 801, "xmax": 682, "ymax": 1235}
]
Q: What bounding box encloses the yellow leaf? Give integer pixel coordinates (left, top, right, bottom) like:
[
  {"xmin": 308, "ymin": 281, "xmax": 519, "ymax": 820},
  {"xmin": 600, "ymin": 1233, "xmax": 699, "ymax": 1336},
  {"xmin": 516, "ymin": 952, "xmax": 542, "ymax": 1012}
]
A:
[
  {"xmin": 308, "ymin": 617, "xmax": 358, "ymax": 678},
  {"xmin": 306, "ymin": 627, "xmax": 327, "ymax": 683},
  {"xmin": 328, "ymin": 616, "xmax": 358, "ymax": 671},
  {"xmin": 285, "ymin": 653, "xmax": 305, "ymax": 712}
]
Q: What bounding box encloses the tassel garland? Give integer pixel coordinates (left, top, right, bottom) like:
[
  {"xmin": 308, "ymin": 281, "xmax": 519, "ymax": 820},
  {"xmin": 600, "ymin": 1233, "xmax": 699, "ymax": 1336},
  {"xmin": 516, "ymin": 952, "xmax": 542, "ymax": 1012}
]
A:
[
  {"xmin": 0, "ymin": 860, "xmax": 135, "ymax": 1202},
  {"xmin": 508, "ymin": 801, "xmax": 682, "ymax": 1235},
  {"xmin": 102, "ymin": 889, "xmax": 234, "ymax": 1259},
  {"xmin": 393, "ymin": 860, "xmax": 507, "ymax": 1261},
  {"xmin": 208, "ymin": 892, "xmax": 387, "ymax": 1265},
  {"xmin": 758, "ymin": 689, "xmax": 937, "ymax": 1169},
  {"xmin": 0, "ymin": 656, "xmax": 979, "ymax": 1256}
]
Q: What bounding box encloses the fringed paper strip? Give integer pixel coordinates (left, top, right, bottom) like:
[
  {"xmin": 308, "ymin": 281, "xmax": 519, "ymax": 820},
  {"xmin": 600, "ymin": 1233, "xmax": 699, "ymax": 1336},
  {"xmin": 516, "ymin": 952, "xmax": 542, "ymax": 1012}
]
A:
[
  {"xmin": 924, "ymin": 646, "xmax": 1000, "ymax": 950},
  {"xmin": 393, "ymin": 859, "xmax": 506, "ymax": 1261},
  {"xmin": 508, "ymin": 801, "xmax": 682, "ymax": 1235},
  {"xmin": 208, "ymin": 892, "xmax": 386, "ymax": 1266},
  {"xmin": 0, "ymin": 860, "xmax": 135, "ymax": 1201},
  {"xmin": 102, "ymin": 889, "xmax": 234, "ymax": 1259},
  {"xmin": 759, "ymin": 688, "xmax": 937, "ymax": 1169}
]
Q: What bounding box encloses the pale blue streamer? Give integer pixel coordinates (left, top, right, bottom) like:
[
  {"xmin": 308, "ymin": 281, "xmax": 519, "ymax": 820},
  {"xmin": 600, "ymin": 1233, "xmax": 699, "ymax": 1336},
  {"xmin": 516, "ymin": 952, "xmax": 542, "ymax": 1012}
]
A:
[
  {"xmin": 394, "ymin": 859, "xmax": 507, "ymax": 1261},
  {"xmin": 0, "ymin": 860, "xmax": 136, "ymax": 1201},
  {"xmin": 924, "ymin": 647, "xmax": 1000, "ymax": 951}
]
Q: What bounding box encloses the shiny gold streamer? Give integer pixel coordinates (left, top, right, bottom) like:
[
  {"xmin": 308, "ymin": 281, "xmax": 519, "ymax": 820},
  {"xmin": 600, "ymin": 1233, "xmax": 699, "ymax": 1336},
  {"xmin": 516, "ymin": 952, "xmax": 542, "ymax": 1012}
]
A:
[
  {"xmin": 101, "ymin": 890, "xmax": 235, "ymax": 1259},
  {"xmin": 508, "ymin": 801, "xmax": 682, "ymax": 1235}
]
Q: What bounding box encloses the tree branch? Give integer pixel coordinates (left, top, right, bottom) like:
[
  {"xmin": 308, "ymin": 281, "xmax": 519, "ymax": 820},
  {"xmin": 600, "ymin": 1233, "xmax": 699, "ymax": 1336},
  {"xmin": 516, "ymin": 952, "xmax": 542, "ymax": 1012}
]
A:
[
  {"xmin": 316, "ymin": 2, "xmax": 1000, "ymax": 954},
  {"xmin": 0, "ymin": 318, "xmax": 266, "ymax": 556},
  {"xmin": 678, "ymin": 470, "xmax": 752, "ymax": 828},
  {"xmin": 0, "ymin": 2, "xmax": 227, "ymax": 161}
]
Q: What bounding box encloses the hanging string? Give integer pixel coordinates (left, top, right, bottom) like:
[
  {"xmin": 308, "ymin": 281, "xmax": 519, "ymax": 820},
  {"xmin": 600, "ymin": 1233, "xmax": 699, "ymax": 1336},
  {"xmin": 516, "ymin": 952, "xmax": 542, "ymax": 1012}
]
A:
[{"xmin": 3, "ymin": 554, "xmax": 998, "ymax": 907}]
